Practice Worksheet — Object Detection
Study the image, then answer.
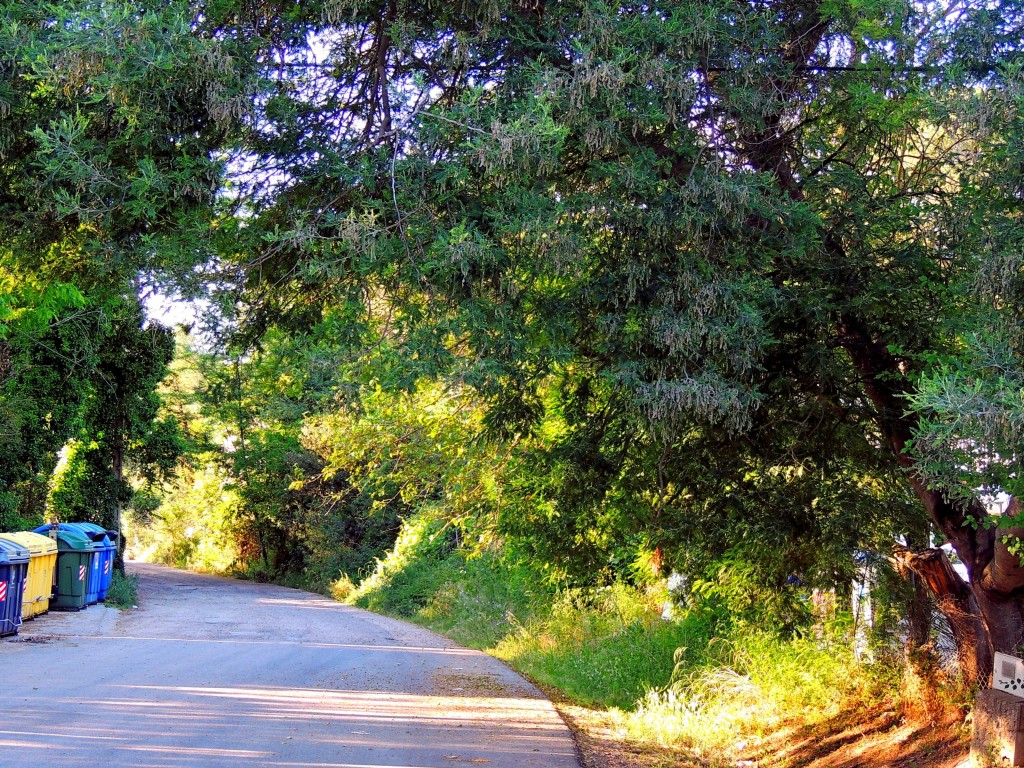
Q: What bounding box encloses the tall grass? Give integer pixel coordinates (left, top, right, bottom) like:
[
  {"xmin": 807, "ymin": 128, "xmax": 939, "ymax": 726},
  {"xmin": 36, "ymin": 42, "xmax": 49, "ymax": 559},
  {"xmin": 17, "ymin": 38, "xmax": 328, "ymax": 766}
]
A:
[
  {"xmin": 492, "ymin": 584, "xmax": 715, "ymax": 710},
  {"xmin": 623, "ymin": 632, "xmax": 892, "ymax": 756},
  {"xmin": 104, "ymin": 570, "xmax": 139, "ymax": 609},
  {"xmin": 342, "ymin": 510, "xmax": 892, "ymax": 763}
]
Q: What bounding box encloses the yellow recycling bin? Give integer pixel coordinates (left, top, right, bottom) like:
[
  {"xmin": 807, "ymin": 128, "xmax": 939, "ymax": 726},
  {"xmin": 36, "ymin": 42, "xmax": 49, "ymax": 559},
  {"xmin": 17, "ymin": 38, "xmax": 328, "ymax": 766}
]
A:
[{"xmin": 0, "ymin": 532, "xmax": 58, "ymax": 619}]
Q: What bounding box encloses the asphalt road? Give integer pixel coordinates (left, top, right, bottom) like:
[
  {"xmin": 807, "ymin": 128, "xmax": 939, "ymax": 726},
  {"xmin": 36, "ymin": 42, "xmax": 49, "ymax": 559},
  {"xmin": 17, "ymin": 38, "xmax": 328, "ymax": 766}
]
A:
[{"xmin": 0, "ymin": 562, "xmax": 582, "ymax": 768}]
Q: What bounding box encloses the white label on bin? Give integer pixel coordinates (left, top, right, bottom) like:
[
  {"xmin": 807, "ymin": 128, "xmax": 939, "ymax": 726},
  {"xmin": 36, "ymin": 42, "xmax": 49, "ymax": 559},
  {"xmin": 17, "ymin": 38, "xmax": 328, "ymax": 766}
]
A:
[{"xmin": 0, "ymin": 581, "xmax": 6, "ymax": 602}]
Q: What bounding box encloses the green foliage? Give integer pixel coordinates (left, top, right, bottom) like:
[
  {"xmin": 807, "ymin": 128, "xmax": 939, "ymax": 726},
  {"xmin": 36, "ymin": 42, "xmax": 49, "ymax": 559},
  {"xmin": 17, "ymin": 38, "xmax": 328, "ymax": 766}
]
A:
[
  {"xmin": 59, "ymin": 0, "xmax": 1024, "ymax": 726},
  {"xmin": 39, "ymin": 298, "xmax": 181, "ymax": 538},
  {"xmin": 493, "ymin": 584, "xmax": 713, "ymax": 711},
  {"xmin": 104, "ymin": 570, "xmax": 139, "ymax": 610},
  {"xmin": 128, "ymin": 460, "xmax": 241, "ymax": 573},
  {"xmin": 686, "ymin": 552, "xmax": 812, "ymax": 633},
  {"xmin": 302, "ymin": 380, "xmax": 509, "ymax": 549},
  {"xmin": 0, "ymin": 0, "xmax": 244, "ymax": 525},
  {"xmin": 0, "ymin": 279, "xmax": 85, "ymax": 339},
  {"xmin": 47, "ymin": 438, "xmax": 93, "ymax": 517},
  {"xmin": 161, "ymin": 0, "xmax": 1024, "ymax": 653},
  {"xmin": 347, "ymin": 509, "xmax": 693, "ymax": 709},
  {"xmin": 906, "ymin": 65, "xmax": 1024, "ymax": 502},
  {"xmin": 347, "ymin": 508, "xmax": 464, "ymax": 617},
  {"xmin": 0, "ymin": 492, "xmax": 34, "ymax": 533},
  {"xmin": 0, "ymin": 295, "xmax": 103, "ymax": 522},
  {"xmin": 131, "ymin": 326, "xmax": 410, "ymax": 585},
  {"xmin": 299, "ymin": 492, "xmax": 403, "ymax": 594},
  {"xmin": 909, "ymin": 334, "xmax": 1024, "ymax": 501},
  {"xmin": 0, "ymin": 0, "xmax": 243, "ymax": 273}
]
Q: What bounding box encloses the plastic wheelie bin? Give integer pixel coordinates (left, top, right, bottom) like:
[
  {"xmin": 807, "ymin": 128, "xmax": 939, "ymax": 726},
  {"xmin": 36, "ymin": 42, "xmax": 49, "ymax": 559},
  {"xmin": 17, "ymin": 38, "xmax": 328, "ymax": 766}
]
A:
[
  {"xmin": 0, "ymin": 537, "xmax": 30, "ymax": 636},
  {"xmin": 45, "ymin": 528, "xmax": 92, "ymax": 611},
  {"xmin": 70, "ymin": 522, "xmax": 116, "ymax": 601},
  {"xmin": 35, "ymin": 524, "xmax": 103, "ymax": 605},
  {"xmin": 0, "ymin": 532, "xmax": 56, "ymax": 619}
]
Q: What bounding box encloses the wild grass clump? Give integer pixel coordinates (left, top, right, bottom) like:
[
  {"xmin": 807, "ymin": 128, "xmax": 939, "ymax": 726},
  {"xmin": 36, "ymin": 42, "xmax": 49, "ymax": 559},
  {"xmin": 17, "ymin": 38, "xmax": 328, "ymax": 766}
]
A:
[
  {"xmin": 621, "ymin": 631, "xmax": 891, "ymax": 755},
  {"xmin": 104, "ymin": 570, "xmax": 139, "ymax": 609},
  {"xmin": 492, "ymin": 584, "xmax": 712, "ymax": 710},
  {"xmin": 330, "ymin": 572, "xmax": 357, "ymax": 601}
]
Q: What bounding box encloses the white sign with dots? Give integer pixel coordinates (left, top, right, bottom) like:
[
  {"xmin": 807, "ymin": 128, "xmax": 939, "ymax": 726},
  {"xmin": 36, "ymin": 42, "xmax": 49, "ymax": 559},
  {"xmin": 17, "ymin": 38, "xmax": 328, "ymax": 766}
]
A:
[{"xmin": 994, "ymin": 652, "xmax": 1024, "ymax": 699}]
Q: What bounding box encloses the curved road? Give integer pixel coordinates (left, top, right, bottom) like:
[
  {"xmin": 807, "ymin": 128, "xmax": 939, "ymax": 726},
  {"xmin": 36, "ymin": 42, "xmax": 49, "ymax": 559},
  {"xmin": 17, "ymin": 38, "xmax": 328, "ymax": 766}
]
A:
[{"xmin": 0, "ymin": 563, "xmax": 581, "ymax": 768}]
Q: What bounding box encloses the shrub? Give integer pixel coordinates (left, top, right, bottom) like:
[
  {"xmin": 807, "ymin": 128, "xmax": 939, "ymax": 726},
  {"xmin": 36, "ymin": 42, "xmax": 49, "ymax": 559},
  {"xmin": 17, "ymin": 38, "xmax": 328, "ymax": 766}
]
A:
[{"xmin": 105, "ymin": 570, "xmax": 139, "ymax": 609}]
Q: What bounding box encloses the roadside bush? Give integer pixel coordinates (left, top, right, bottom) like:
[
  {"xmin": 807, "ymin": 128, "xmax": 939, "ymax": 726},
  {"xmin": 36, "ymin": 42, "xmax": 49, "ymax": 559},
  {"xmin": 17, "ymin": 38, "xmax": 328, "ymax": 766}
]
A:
[{"xmin": 105, "ymin": 570, "xmax": 139, "ymax": 609}]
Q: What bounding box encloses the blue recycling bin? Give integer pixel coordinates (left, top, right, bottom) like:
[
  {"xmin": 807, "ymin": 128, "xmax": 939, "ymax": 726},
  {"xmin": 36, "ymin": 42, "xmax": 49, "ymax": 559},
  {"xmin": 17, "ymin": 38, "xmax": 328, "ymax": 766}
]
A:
[
  {"xmin": 0, "ymin": 538, "xmax": 30, "ymax": 636},
  {"xmin": 34, "ymin": 524, "xmax": 103, "ymax": 605},
  {"xmin": 70, "ymin": 523, "xmax": 116, "ymax": 601}
]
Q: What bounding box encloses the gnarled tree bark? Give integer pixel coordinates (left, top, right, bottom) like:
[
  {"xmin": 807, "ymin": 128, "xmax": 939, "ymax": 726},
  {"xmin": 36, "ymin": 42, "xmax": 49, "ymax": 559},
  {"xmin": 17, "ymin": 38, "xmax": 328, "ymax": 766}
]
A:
[{"xmin": 893, "ymin": 544, "xmax": 992, "ymax": 689}]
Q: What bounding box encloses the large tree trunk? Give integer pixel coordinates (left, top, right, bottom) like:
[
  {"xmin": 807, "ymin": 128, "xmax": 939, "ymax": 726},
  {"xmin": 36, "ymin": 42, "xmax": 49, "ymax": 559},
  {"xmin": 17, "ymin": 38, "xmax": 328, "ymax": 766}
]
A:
[
  {"xmin": 894, "ymin": 545, "xmax": 993, "ymax": 689},
  {"xmin": 973, "ymin": 563, "xmax": 1024, "ymax": 665},
  {"xmin": 709, "ymin": 0, "xmax": 1024, "ymax": 687},
  {"xmin": 840, "ymin": 312, "xmax": 1024, "ymax": 680}
]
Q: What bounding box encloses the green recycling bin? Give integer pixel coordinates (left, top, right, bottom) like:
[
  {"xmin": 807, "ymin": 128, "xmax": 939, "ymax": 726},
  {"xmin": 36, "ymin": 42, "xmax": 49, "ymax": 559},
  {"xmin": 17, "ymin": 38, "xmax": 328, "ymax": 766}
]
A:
[{"xmin": 50, "ymin": 528, "xmax": 92, "ymax": 611}]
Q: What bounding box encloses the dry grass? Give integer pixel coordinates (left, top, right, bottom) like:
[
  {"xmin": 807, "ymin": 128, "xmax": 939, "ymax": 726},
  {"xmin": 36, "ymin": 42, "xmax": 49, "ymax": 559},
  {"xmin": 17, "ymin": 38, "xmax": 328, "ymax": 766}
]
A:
[{"xmin": 751, "ymin": 704, "xmax": 969, "ymax": 768}]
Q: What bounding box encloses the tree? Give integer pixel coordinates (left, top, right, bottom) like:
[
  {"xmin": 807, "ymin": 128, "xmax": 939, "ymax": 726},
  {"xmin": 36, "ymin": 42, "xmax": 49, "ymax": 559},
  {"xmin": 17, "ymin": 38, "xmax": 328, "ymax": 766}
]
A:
[
  {"xmin": 210, "ymin": 0, "xmax": 1024, "ymax": 684},
  {"xmin": 49, "ymin": 299, "xmax": 182, "ymax": 562},
  {"xmin": 0, "ymin": 276, "xmax": 96, "ymax": 526},
  {"xmin": 0, "ymin": 0, "xmax": 248, "ymax": 524},
  {"xmin": 905, "ymin": 67, "xmax": 1024, "ymax": 677}
]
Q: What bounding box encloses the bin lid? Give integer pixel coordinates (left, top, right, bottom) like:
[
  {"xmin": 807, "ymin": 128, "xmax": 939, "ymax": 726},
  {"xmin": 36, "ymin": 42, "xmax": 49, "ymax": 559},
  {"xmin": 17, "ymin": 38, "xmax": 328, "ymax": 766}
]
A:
[
  {"xmin": 72, "ymin": 522, "xmax": 105, "ymax": 533},
  {"xmin": 68, "ymin": 522, "xmax": 115, "ymax": 547},
  {"xmin": 33, "ymin": 523, "xmax": 104, "ymax": 551},
  {"xmin": 0, "ymin": 531, "xmax": 57, "ymax": 557},
  {"xmin": 53, "ymin": 529, "xmax": 93, "ymax": 552},
  {"xmin": 0, "ymin": 537, "xmax": 30, "ymax": 564},
  {"xmin": 69, "ymin": 524, "xmax": 112, "ymax": 549}
]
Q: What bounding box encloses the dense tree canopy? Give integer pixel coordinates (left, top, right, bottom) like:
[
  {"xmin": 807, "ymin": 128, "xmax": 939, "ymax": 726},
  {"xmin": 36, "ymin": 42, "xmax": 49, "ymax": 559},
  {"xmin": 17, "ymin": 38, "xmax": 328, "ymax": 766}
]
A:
[{"xmin": 0, "ymin": 0, "xmax": 245, "ymax": 525}]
